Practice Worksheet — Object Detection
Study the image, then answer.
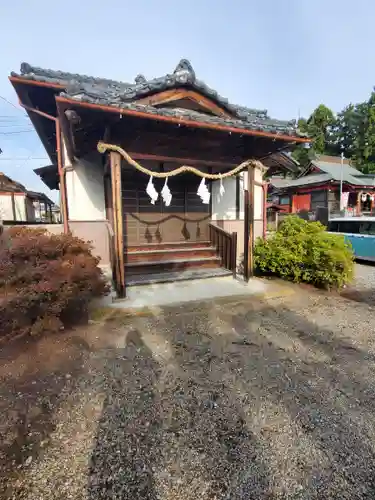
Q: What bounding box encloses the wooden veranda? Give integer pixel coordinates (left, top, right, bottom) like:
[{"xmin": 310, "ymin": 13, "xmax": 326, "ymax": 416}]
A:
[{"xmin": 99, "ymin": 143, "xmax": 262, "ymax": 298}]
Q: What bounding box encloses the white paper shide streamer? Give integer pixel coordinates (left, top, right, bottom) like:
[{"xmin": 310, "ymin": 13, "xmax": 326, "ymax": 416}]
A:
[
  {"xmin": 146, "ymin": 176, "xmax": 159, "ymax": 205},
  {"xmin": 197, "ymin": 177, "xmax": 210, "ymax": 205},
  {"xmin": 216, "ymin": 176, "xmax": 225, "ymax": 203},
  {"xmin": 219, "ymin": 176, "xmax": 225, "ymax": 197},
  {"xmin": 161, "ymin": 178, "xmax": 172, "ymax": 206}
]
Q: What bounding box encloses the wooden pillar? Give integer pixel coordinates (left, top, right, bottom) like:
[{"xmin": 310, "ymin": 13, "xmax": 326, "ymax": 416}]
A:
[
  {"xmin": 104, "ymin": 155, "xmax": 116, "ymax": 290},
  {"xmin": 262, "ymin": 182, "xmax": 268, "ymax": 239},
  {"xmin": 243, "ymin": 166, "xmax": 255, "ymax": 281},
  {"xmin": 104, "ymin": 155, "xmax": 114, "ymax": 227},
  {"xmin": 110, "ymin": 151, "xmax": 125, "ymax": 298},
  {"xmin": 11, "ymin": 192, "xmax": 16, "ymax": 221},
  {"xmin": 357, "ymin": 191, "xmax": 362, "ymax": 215},
  {"xmin": 243, "ymin": 189, "xmax": 249, "ymax": 280}
]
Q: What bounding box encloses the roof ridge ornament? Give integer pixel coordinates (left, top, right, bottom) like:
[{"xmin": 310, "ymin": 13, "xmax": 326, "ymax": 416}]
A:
[
  {"xmin": 173, "ymin": 59, "xmax": 196, "ymax": 84},
  {"xmin": 20, "ymin": 62, "xmax": 33, "ymax": 75},
  {"xmin": 134, "ymin": 74, "xmax": 146, "ymax": 85}
]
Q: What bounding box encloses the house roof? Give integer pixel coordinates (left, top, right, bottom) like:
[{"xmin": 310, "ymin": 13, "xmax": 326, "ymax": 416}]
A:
[
  {"xmin": 33, "ymin": 165, "xmax": 58, "ymax": 191},
  {"xmin": 0, "ymin": 172, "xmax": 26, "ymax": 193},
  {"xmin": 313, "ymin": 158, "xmax": 363, "ymax": 179},
  {"xmin": 271, "ymin": 154, "xmax": 375, "ymax": 191},
  {"xmin": 309, "ymin": 156, "xmax": 375, "ymax": 187},
  {"xmin": 12, "ymin": 60, "xmax": 305, "ymax": 139},
  {"xmin": 0, "ymin": 171, "xmax": 53, "ymax": 203},
  {"xmin": 262, "ymin": 151, "xmax": 300, "ymax": 174},
  {"xmin": 26, "ymin": 190, "xmax": 54, "ymax": 205},
  {"xmin": 266, "ymin": 203, "xmax": 288, "ymax": 212},
  {"xmin": 271, "ymin": 173, "xmax": 333, "ymax": 189},
  {"xmin": 271, "ymin": 170, "xmax": 375, "ymax": 190}
]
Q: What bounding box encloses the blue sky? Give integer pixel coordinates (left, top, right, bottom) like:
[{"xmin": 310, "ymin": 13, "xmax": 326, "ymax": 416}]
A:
[{"xmin": 1, "ymin": 0, "xmax": 375, "ymax": 201}]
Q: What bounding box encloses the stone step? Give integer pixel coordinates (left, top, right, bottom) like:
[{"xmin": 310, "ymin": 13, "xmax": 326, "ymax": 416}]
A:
[
  {"xmin": 126, "ymin": 267, "xmax": 232, "ymax": 287},
  {"xmin": 125, "ymin": 256, "xmax": 221, "ymax": 275},
  {"xmin": 126, "ymin": 246, "xmax": 217, "ymax": 263},
  {"xmin": 127, "ymin": 241, "xmax": 211, "ymax": 252}
]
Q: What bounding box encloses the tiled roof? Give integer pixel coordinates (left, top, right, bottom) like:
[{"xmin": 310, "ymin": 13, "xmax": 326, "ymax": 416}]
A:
[
  {"xmin": 271, "ymin": 170, "xmax": 375, "ymax": 190},
  {"xmin": 0, "ymin": 172, "xmax": 26, "ymax": 193},
  {"xmin": 313, "ymin": 159, "xmax": 363, "ymax": 179},
  {"xmin": 12, "ymin": 60, "xmax": 304, "ymax": 138},
  {"xmin": 271, "ymin": 173, "xmax": 333, "ymax": 189},
  {"xmin": 34, "ymin": 165, "xmax": 58, "ymax": 191},
  {"xmin": 310, "ymin": 158, "xmax": 375, "ymax": 186},
  {"xmin": 262, "ymin": 151, "xmax": 300, "ymax": 173},
  {"xmin": 26, "ymin": 190, "xmax": 54, "ymax": 205}
]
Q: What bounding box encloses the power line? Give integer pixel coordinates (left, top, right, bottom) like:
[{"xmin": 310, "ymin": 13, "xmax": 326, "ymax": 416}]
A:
[
  {"xmin": 0, "ymin": 124, "xmax": 33, "ymax": 128},
  {"xmin": 0, "ymin": 115, "xmax": 25, "ymax": 118},
  {"xmin": 0, "ymin": 117, "xmax": 29, "ymax": 121},
  {"xmin": 0, "ymin": 157, "xmax": 48, "ymax": 161},
  {"xmin": 0, "ymin": 95, "xmax": 28, "ymax": 116},
  {"xmin": 0, "ymin": 130, "xmax": 35, "ymax": 135}
]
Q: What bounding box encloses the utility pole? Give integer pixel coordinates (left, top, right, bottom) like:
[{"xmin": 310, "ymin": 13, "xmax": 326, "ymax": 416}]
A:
[{"xmin": 339, "ymin": 151, "xmax": 344, "ymax": 211}]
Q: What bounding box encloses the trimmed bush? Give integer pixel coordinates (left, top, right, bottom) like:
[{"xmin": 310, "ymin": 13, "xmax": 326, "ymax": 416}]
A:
[
  {"xmin": 254, "ymin": 215, "xmax": 354, "ymax": 289},
  {"xmin": 0, "ymin": 227, "xmax": 109, "ymax": 339}
]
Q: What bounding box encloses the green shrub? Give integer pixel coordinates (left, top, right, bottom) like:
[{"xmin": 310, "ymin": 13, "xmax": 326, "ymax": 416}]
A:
[
  {"xmin": 0, "ymin": 227, "xmax": 110, "ymax": 339},
  {"xmin": 254, "ymin": 215, "xmax": 354, "ymax": 289}
]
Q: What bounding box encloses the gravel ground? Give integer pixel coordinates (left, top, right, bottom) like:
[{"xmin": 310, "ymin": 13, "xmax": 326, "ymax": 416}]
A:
[
  {"xmin": 2, "ymin": 267, "xmax": 375, "ymax": 499},
  {"xmin": 341, "ymin": 262, "xmax": 375, "ymax": 303}
]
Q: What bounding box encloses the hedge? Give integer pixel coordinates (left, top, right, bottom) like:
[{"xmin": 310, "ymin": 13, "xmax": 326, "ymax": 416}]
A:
[
  {"xmin": 254, "ymin": 215, "xmax": 354, "ymax": 289},
  {"xmin": 0, "ymin": 226, "xmax": 109, "ymax": 339}
]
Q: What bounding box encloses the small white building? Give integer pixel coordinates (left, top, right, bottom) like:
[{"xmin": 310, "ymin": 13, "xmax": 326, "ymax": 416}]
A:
[{"xmin": 0, "ymin": 172, "xmax": 54, "ymax": 223}]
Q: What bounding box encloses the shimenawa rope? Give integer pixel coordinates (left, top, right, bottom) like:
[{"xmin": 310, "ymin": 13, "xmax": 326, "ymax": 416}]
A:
[{"xmin": 97, "ymin": 141, "xmax": 263, "ymax": 179}]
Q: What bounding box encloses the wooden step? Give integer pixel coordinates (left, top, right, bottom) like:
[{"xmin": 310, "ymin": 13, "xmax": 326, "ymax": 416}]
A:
[
  {"xmin": 125, "ymin": 256, "xmax": 221, "ymax": 275},
  {"xmin": 126, "ymin": 267, "xmax": 232, "ymax": 287},
  {"xmin": 127, "ymin": 241, "xmax": 211, "ymax": 252},
  {"xmin": 126, "ymin": 246, "xmax": 217, "ymax": 263}
]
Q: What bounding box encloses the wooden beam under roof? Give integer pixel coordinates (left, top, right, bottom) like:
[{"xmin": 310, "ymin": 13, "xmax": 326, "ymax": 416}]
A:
[{"xmin": 136, "ymin": 89, "xmax": 234, "ymax": 118}]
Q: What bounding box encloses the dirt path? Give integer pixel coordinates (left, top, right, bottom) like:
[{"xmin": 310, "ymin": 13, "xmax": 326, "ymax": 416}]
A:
[{"xmin": 2, "ymin": 283, "xmax": 375, "ymax": 499}]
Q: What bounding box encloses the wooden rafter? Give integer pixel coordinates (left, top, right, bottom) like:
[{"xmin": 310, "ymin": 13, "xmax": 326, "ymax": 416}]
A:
[{"xmin": 136, "ymin": 89, "xmax": 233, "ymax": 118}]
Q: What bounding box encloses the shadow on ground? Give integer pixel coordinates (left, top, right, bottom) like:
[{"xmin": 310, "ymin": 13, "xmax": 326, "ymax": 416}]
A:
[
  {"xmin": 340, "ymin": 287, "xmax": 375, "ymax": 305},
  {"xmin": 2, "ymin": 293, "xmax": 375, "ymax": 498},
  {"xmin": 0, "ymin": 333, "xmax": 91, "ymax": 498},
  {"xmin": 87, "ymin": 297, "xmax": 375, "ymax": 499},
  {"xmin": 88, "ymin": 327, "xmax": 270, "ymax": 499}
]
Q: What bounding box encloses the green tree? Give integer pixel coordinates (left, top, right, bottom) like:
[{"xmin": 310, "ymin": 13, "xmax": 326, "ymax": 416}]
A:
[
  {"xmin": 292, "ymin": 105, "xmax": 336, "ymax": 169},
  {"xmin": 306, "ymin": 104, "xmax": 335, "ymax": 154},
  {"xmin": 291, "ymin": 89, "xmax": 375, "ymax": 174},
  {"xmin": 359, "ymin": 90, "xmax": 375, "ymax": 172},
  {"xmin": 333, "ymin": 92, "xmax": 375, "ymax": 173},
  {"xmin": 291, "ymin": 118, "xmax": 310, "ymax": 167},
  {"xmin": 331, "ymin": 104, "xmax": 358, "ymax": 158}
]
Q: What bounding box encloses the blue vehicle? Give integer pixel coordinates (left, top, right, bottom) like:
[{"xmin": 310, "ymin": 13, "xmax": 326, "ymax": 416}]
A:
[{"xmin": 327, "ymin": 217, "xmax": 375, "ymax": 262}]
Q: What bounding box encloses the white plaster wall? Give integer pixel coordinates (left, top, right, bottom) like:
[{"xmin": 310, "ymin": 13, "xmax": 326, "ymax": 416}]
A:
[
  {"xmin": 0, "ymin": 195, "xmax": 14, "ymax": 220},
  {"xmin": 0, "ymin": 194, "xmax": 27, "ymax": 221},
  {"xmin": 25, "ymin": 198, "xmax": 36, "ymax": 221},
  {"xmin": 65, "ymin": 153, "xmax": 106, "ymax": 221},
  {"xmin": 211, "ymin": 177, "xmax": 237, "ymax": 220},
  {"xmin": 15, "ymin": 195, "xmax": 27, "ymax": 220},
  {"xmin": 62, "ymin": 137, "xmax": 73, "ymax": 169},
  {"xmin": 239, "ymin": 170, "xmax": 264, "ymax": 220}
]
